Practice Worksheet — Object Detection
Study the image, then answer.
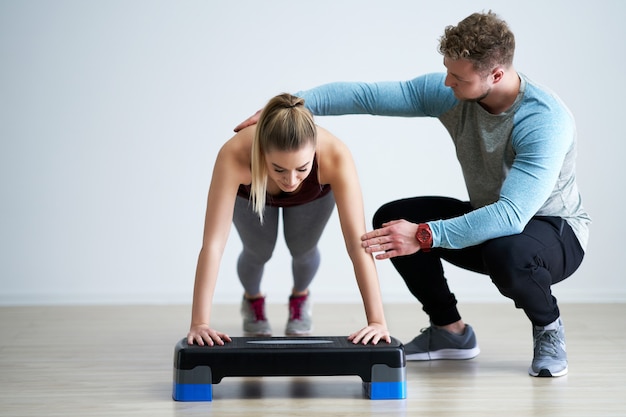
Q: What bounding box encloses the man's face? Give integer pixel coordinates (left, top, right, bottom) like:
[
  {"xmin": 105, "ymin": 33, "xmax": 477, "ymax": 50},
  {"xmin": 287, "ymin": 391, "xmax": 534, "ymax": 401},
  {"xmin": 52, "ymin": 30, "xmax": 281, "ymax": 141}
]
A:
[{"xmin": 443, "ymin": 57, "xmax": 492, "ymax": 102}]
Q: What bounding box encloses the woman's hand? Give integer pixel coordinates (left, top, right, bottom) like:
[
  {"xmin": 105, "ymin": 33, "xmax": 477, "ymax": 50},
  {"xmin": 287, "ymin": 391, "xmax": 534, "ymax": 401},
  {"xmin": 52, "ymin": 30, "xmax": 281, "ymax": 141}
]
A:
[
  {"xmin": 187, "ymin": 324, "xmax": 232, "ymax": 346},
  {"xmin": 347, "ymin": 323, "xmax": 391, "ymax": 345}
]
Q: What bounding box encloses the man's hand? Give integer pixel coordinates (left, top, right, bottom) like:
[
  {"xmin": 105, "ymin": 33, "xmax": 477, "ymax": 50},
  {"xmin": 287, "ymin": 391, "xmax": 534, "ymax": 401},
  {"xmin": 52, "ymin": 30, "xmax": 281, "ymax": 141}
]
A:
[
  {"xmin": 361, "ymin": 219, "xmax": 421, "ymax": 259},
  {"xmin": 234, "ymin": 109, "xmax": 262, "ymax": 132}
]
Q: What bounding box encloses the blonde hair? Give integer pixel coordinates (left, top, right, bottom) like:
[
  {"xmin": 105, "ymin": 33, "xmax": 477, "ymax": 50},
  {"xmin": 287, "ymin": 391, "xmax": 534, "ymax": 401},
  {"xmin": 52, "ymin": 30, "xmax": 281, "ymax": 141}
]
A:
[
  {"xmin": 250, "ymin": 93, "xmax": 317, "ymax": 222},
  {"xmin": 438, "ymin": 10, "xmax": 515, "ymax": 75}
]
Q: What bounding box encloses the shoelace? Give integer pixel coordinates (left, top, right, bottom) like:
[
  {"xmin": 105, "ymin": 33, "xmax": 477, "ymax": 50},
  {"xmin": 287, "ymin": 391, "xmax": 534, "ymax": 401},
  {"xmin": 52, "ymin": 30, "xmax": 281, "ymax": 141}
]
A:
[
  {"xmin": 289, "ymin": 296, "xmax": 306, "ymax": 320},
  {"xmin": 249, "ymin": 298, "xmax": 267, "ymax": 321},
  {"xmin": 534, "ymin": 329, "xmax": 562, "ymax": 357},
  {"xmin": 419, "ymin": 326, "xmax": 434, "ymax": 360},
  {"xmin": 419, "ymin": 327, "xmax": 432, "ymax": 337}
]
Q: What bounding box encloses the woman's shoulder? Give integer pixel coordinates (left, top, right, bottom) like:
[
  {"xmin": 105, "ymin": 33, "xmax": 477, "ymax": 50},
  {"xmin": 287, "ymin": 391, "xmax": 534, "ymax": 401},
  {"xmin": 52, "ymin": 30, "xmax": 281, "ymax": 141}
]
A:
[
  {"xmin": 316, "ymin": 126, "xmax": 349, "ymax": 155},
  {"xmin": 218, "ymin": 126, "xmax": 254, "ymax": 163},
  {"xmin": 222, "ymin": 125, "xmax": 255, "ymax": 151},
  {"xmin": 315, "ymin": 126, "xmax": 354, "ymax": 182},
  {"xmin": 215, "ymin": 127, "xmax": 254, "ymax": 183}
]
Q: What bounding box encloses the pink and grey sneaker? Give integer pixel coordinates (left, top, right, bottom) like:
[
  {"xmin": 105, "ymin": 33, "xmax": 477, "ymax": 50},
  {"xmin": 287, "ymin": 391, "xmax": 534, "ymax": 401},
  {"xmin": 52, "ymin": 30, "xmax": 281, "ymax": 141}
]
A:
[
  {"xmin": 240, "ymin": 296, "xmax": 272, "ymax": 336},
  {"xmin": 285, "ymin": 293, "xmax": 313, "ymax": 336}
]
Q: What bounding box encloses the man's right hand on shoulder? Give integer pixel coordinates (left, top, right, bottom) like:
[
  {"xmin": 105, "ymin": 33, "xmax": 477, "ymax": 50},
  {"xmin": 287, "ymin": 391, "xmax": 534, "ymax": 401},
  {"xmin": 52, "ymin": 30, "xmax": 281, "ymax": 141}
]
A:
[{"xmin": 234, "ymin": 109, "xmax": 262, "ymax": 132}]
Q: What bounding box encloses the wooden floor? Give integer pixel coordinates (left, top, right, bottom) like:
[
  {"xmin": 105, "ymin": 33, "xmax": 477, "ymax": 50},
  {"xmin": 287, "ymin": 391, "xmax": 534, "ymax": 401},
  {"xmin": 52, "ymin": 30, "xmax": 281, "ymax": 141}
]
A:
[{"xmin": 1, "ymin": 302, "xmax": 625, "ymax": 416}]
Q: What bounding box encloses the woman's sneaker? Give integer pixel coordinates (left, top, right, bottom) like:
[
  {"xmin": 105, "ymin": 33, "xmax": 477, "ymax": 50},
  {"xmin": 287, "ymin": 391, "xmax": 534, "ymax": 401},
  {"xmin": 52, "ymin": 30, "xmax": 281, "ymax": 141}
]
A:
[
  {"xmin": 285, "ymin": 293, "xmax": 313, "ymax": 336},
  {"xmin": 240, "ymin": 296, "xmax": 272, "ymax": 336},
  {"xmin": 404, "ymin": 324, "xmax": 480, "ymax": 361},
  {"xmin": 528, "ymin": 318, "xmax": 568, "ymax": 377}
]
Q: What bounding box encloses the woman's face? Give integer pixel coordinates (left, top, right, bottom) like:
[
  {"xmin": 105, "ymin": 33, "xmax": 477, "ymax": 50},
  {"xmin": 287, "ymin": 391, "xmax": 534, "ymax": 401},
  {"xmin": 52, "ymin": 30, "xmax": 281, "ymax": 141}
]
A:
[{"xmin": 264, "ymin": 143, "xmax": 315, "ymax": 193}]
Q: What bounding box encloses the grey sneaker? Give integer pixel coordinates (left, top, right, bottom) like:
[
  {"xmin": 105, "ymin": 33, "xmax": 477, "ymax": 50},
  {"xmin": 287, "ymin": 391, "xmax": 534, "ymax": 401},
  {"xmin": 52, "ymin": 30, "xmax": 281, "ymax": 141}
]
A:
[
  {"xmin": 240, "ymin": 296, "xmax": 272, "ymax": 336},
  {"xmin": 529, "ymin": 318, "xmax": 568, "ymax": 377},
  {"xmin": 404, "ymin": 324, "xmax": 480, "ymax": 361},
  {"xmin": 285, "ymin": 293, "xmax": 313, "ymax": 336}
]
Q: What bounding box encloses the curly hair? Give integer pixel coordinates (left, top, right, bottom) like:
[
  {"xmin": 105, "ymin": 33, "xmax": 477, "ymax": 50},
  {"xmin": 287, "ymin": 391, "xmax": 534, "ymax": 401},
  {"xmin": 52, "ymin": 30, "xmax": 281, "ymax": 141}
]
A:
[{"xmin": 438, "ymin": 10, "xmax": 515, "ymax": 75}]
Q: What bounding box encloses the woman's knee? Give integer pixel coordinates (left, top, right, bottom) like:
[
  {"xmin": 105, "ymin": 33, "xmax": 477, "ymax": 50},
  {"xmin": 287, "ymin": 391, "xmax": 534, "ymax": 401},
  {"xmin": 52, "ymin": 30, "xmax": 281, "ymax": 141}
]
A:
[
  {"xmin": 287, "ymin": 242, "xmax": 319, "ymax": 262},
  {"xmin": 240, "ymin": 245, "xmax": 275, "ymax": 265}
]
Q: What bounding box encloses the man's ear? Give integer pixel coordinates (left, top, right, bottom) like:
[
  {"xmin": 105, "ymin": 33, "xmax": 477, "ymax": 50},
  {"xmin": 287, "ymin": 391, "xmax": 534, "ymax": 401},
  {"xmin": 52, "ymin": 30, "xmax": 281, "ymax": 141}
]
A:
[{"xmin": 492, "ymin": 67, "xmax": 505, "ymax": 84}]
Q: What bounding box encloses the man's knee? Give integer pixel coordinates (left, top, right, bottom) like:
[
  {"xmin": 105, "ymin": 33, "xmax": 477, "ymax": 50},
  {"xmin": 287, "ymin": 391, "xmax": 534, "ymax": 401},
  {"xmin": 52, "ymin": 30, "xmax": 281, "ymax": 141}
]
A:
[
  {"xmin": 372, "ymin": 201, "xmax": 400, "ymax": 229},
  {"xmin": 483, "ymin": 239, "xmax": 529, "ymax": 289}
]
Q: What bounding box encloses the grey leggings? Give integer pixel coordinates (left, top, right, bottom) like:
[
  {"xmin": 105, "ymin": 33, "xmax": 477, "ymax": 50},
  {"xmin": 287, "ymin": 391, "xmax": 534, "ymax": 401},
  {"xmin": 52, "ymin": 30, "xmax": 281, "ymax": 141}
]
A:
[{"xmin": 232, "ymin": 192, "xmax": 336, "ymax": 296}]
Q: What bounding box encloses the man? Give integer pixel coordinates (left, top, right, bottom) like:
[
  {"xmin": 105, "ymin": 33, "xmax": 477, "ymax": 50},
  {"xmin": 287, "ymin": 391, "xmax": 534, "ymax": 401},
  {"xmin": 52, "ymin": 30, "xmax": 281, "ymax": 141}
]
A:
[{"xmin": 235, "ymin": 11, "xmax": 590, "ymax": 377}]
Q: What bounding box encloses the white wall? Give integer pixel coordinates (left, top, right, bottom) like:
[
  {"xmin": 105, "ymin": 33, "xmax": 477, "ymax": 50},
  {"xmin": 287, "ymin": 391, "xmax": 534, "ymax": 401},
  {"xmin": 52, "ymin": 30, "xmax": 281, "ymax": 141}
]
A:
[{"xmin": 1, "ymin": 0, "xmax": 624, "ymax": 306}]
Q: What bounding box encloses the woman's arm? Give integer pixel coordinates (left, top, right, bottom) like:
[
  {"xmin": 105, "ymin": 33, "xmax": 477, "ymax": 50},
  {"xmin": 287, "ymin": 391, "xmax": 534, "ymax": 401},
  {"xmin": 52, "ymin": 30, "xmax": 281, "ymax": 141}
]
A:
[
  {"xmin": 187, "ymin": 129, "xmax": 254, "ymax": 346},
  {"xmin": 317, "ymin": 128, "xmax": 390, "ymax": 345}
]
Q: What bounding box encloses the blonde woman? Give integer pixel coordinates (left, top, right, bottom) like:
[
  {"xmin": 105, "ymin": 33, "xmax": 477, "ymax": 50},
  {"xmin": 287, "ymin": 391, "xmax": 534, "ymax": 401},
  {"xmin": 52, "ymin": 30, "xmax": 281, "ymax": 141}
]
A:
[{"xmin": 187, "ymin": 93, "xmax": 389, "ymax": 346}]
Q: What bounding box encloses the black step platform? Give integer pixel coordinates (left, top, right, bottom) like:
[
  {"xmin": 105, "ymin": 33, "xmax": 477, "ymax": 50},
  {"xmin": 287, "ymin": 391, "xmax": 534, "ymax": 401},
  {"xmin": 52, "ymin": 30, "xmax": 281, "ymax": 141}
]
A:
[{"xmin": 172, "ymin": 336, "xmax": 406, "ymax": 401}]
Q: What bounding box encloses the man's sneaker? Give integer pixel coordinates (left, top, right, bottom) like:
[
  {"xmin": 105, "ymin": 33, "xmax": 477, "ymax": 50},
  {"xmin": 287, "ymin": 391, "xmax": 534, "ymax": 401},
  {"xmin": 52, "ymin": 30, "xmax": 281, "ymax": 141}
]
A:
[
  {"xmin": 240, "ymin": 296, "xmax": 272, "ymax": 336},
  {"xmin": 404, "ymin": 324, "xmax": 480, "ymax": 361},
  {"xmin": 529, "ymin": 318, "xmax": 568, "ymax": 377},
  {"xmin": 285, "ymin": 293, "xmax": 313, "ymax": 336}
]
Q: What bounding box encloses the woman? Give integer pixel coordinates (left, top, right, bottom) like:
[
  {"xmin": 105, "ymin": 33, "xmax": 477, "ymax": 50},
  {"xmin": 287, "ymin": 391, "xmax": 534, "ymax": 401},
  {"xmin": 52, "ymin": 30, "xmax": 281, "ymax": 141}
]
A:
[{"xmin": 187, "ymin": 93, "xmax": 389, "ymax": 346}]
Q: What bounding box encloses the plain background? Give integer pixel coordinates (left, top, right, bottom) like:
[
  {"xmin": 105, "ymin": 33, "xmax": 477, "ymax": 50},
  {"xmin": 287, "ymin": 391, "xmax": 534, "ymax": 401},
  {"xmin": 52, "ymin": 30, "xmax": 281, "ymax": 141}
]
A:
[{"xmin": 1, "ymin": 0, "xmax": 624, "ymax": 306}]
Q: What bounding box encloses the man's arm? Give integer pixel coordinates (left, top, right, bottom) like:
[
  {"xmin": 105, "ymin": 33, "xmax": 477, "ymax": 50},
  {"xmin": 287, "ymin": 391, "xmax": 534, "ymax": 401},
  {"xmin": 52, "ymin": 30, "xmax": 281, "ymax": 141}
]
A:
[
  {"xmin": 234, "ymin": 73, "xmax": 455, "ymax": 131},
  {"xmin": 296, "ymin": 74, "xmax": 453, "ymax": 117}
]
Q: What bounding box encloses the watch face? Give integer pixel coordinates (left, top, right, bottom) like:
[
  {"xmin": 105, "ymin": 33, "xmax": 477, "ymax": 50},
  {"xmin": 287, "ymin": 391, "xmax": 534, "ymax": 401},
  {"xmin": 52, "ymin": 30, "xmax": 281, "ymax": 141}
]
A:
[{"xmin": 416, "ymin": 225, "xmax": 432, "ymax": 251}]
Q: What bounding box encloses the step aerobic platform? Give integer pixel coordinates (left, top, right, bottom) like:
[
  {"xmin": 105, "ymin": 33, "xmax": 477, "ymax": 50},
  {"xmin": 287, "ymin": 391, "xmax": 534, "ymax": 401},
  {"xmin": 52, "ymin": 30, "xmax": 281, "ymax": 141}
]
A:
[{"xmin": 172, "ymin": 336, "xmax": 406, "ymax": 401}]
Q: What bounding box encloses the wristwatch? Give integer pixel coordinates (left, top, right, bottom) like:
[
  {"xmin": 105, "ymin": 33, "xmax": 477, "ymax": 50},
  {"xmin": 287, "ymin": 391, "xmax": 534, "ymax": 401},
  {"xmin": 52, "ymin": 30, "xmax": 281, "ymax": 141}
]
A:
[{"xmin": 415, "ymin": 223, "xmax": 433, "ymax": 252}]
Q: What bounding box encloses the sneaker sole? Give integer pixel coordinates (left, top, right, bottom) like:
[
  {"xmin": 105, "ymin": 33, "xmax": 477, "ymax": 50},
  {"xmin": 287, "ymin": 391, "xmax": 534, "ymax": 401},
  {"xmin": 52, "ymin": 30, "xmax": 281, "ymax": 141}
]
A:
[
  {"xmin": 243, "ymin": 330, "xmax": 272, "ymax": 337},
  {"xmin": 406, "ymin": 346, "xmax": 480, "ymax": 361},
  {"xmin": 285, "ymin": 327, "xmax": 313, "ymax": 336},
  {"xmin": 528, "ymin": 366, "xmax": 568, "ymax": 377}
]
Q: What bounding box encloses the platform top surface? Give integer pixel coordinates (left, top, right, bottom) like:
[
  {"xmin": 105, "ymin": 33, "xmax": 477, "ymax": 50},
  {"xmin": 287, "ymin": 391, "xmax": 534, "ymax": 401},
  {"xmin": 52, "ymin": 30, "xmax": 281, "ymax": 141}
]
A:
[{"xmin": 178, "ymin": 336, "xmax": 403, "ymax": 351}]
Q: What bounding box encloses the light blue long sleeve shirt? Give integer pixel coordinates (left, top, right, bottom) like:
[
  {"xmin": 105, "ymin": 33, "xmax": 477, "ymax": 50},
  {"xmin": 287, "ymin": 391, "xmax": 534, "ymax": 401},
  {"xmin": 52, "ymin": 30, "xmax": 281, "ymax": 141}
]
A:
[{"xmin": 297, "ymin": 73, "xmax": 590, "ymax": 251}]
